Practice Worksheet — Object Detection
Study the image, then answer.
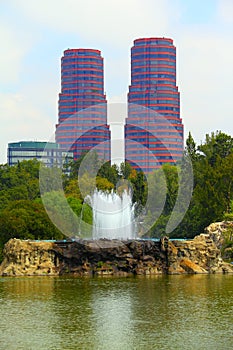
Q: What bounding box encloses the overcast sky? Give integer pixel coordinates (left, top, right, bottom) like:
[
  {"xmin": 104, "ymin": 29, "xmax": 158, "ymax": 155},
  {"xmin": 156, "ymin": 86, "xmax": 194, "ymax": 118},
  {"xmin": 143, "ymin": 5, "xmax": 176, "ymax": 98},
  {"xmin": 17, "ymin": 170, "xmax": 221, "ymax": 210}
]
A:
[{"xmin": 0, "ymin": 0, "xmax": 232, "ymax": 164}]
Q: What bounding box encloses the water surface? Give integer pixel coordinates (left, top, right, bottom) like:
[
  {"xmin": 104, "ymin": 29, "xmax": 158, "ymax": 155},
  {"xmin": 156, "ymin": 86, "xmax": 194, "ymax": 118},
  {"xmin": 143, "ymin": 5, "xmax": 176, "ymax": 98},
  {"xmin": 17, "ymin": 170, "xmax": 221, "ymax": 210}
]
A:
[{"xmin": 0, "ymin": 275, "xmax": 232, "ymax": 349}]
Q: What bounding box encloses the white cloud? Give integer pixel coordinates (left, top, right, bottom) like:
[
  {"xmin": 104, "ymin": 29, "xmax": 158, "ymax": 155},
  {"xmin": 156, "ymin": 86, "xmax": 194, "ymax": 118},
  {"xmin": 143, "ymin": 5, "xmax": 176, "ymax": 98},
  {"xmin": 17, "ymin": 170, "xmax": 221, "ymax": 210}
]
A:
[
  {"xmin": 0, "ymin": 23, "xmax": 26, "ymax": 84},
  {"xmin": 217, "ymin": 0, "xmax": 233, "ymax": 23},
  {"xmin": 0, "ymin": 81, "xmax": 57, "ymax": 163},
  {"xmin": 178, "ymin": 29, "xmax": 233, "ymax": 143},
  {"xmin": 12, "ymin": 0, "xmax": 179, "ymax": 47},
  {"xmin": 0, "ymin": 0, "xmax": 232, "ymax": 164}
]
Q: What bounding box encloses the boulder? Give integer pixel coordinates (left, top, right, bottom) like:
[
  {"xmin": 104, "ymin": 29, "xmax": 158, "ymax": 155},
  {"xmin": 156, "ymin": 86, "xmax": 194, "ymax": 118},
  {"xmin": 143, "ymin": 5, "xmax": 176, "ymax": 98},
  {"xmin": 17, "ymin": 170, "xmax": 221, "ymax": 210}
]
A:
[{"xmin": 1, "ymin": 222, "xmax": 233, "ymax": 276}]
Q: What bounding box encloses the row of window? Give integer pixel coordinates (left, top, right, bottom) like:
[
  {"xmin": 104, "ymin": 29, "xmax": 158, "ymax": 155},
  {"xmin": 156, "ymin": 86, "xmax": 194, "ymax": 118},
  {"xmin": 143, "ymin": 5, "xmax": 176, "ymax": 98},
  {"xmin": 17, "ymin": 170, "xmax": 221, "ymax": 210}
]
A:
[
  {"xmin": 64, "ymin": 50, "xmax": 101, "ymax": 57},
  {"xmin": 62, "ymin": 76, "xmax": 103, "ymax": 83},
  {"xmin": 61, "ymin": 88, "xmax": 104, "ymax": 94},
  {"xmin": 132, "ymin": 59, "xmax": 175, "ymax": 67},
  {"xmin": 126, "ymin": 147, "xmax": 183, "ymax": 153},
  {"xmin": 62, "ymin": 62, "xmax": 102, "ymax": 68},
  {"xmin": 62, "ymin": 84, "xmax": 103, "ymax": 90},
  {"xmin": 56, "ymin": 134, "xmax": 109, "ymax": 140},
  {"xmin": 62, "ymin": 61, "xmax": 102, "ymax": 68},
  {"xmin": 126, "ymin": 137, "xmax": 182, "ymax": 142},
  {"xmin": 126, "ymin": 130, "xmax": 181, "ymax": 137},
  {"xmin": 126, "ymin": 123, "xmax": 182, "ymax": 130},
  {"xmin": 129, "ymin": 85, "xmax": 177, "ymax": 92},
  {"xmin": 59, "ymin": 91, "xmax": 105, "ymax": 98},
  {"xmin": 132, "ymin": 54, "xmax": 175, "ymax": 60},
  {"xmin": 61, "ymin": 73, "xmax": 103, "ymax": 81},
  {"xmin": 131, "ymin": 80, "xmax": 176, "ymax": 86},
  {"xmin": 59, "ymin": 97, "xmax": 105, "ymax": 106},
  {"xmin": 132, "ymin": 67, "xmax": 176, "ymax": 73},
  {"xmin": 60, "ymin": 94, "xmax": 105, "ymax": 100},
  {"xmin": 132, "ymin": 47, "xmax": 175, "ymax": 54},
  {"xmin": 58, "ymin": 116, "xmax": 107, "ymax": 122},
  {"xmin": 9, "ymin": 157, "xmax": 54, "ymax": 163},
  {"xmin": 57, "ymin": 125, "xmax": 108, "ymax": 131},
  {"xmin": 62, "ymin": 56, "xmax": 102, "ymax": 62},
  {"xmin": 62, "ymin": 71, "xmax": 103, "ymax": 77},
  {"xmin": 9, "ymin": 151, "xmax": 49, "ymax": 156},
  {"xmin": 129, "ymin": 99, "xmax": 179, "ymax": 105},
  {"xmin": 59, "ymin": 102, "xmax": 106, "ymax": 112},
  {"xmin": 129, "ymin": 103, "xmax": 180, "ymax": 110},
  {"xmin": 135, "ymin": 40, "xmax": 173, "ymax": 46},
  {"xmin": 127, "ymin": 155, "xmax": 178, "ymax": 161},
  {"xmin": 59, "ymin": 105, "xmax": 106, "ymax": 111},
  {"xmin": 8, "ymin": 150, "xmax": 71, "ymax": 157},
  {"xmin": 129, "ymin": 92, "xmax": 178, "ymax": 98},
  {"xmin": 62, "ymin": 83, "xmax": 103, "ymax": 90},
  {"xmin": 132, "ymin": 73, "xmax": 175, "ymax": 79},
  {"xmin": 62, "ymin": 70, "xmax": 103, "ymax": 77},
  {"xmin": 128, "ymin": 110, "xmax": 180, "ymax": 116},
  {"xmin": 129, "ymin": 155, "xmax": 179, "ymax": 161},
  {"xmin": 126, "ymin": 145, "xmax": 183, "ymax": 151}
]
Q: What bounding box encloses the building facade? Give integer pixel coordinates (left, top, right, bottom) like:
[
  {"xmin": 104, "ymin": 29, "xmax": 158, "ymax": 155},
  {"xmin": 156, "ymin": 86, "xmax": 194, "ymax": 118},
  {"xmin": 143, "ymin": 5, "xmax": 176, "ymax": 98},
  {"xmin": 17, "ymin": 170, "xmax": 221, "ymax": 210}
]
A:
[
  {"xmin": 55, "ymin": 48, "xmax": 110, "ymax": 161},
  {"xmin": 7, "ymin": 141, "xmax": 73, "ymax": 167},
  {"xmin": 125, "ymin": 37, "xmax": 184, "ymax": 173}
]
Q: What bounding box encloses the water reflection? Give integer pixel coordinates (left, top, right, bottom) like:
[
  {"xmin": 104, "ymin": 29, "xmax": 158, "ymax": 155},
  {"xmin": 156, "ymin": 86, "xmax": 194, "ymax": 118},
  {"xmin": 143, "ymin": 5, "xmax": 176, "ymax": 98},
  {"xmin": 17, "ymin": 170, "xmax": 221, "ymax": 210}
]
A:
[
  {"xmin": 0, "ymin": 275, "xmax": 232, "ymax": 350},
  {"xmin": 0, "ymin": 276, "xmax": 56, "ymax": 299}
]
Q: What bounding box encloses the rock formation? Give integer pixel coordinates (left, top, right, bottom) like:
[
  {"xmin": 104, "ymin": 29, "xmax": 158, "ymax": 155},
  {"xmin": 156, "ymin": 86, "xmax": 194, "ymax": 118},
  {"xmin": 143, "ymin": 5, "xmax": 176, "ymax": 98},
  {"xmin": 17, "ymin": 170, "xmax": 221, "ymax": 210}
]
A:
[{"xmin": 0, "ymin": 222, "xmax": 232, "ymax": 276}]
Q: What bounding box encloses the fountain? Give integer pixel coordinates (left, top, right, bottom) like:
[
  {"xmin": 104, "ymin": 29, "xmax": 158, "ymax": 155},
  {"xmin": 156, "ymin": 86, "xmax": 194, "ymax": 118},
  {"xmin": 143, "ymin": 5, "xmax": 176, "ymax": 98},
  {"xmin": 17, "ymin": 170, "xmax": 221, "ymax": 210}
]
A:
[{"xmin": 89, "ymin": 189, "xmax": 136, "ymax": 240}]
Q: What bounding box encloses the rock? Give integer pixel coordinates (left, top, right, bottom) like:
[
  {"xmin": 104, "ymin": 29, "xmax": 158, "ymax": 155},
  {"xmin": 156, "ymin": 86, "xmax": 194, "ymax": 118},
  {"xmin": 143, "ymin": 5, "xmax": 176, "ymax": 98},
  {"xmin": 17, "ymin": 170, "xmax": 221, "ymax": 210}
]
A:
[
  {"xmin": 1, "ymin": 222, "xmax": 233, "ymax": 276},
  {"xmin": 0, "ymin": 239, "xmax": 59, "ymax": 276},
  {"xmin": 179, "ymin": 258, "xmax": 207, "ymax": 274},
  {"xmin": 205, "ymin": 221, "xmax": 233, "ymax": 248}
]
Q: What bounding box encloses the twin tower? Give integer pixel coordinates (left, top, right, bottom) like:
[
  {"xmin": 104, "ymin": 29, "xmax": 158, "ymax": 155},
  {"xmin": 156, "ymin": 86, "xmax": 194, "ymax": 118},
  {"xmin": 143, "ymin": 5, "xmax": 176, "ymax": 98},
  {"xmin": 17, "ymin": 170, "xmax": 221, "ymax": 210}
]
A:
[{"xmin": 56, "ymin": 37, "xmax": 184, "ymax": 173}]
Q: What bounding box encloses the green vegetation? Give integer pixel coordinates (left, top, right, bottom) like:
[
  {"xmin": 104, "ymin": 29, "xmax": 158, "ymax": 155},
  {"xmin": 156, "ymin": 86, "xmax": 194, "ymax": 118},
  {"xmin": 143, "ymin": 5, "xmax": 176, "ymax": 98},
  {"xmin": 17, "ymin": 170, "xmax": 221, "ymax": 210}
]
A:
[
  {"xmin": 150, "ymin": 131, "xmax": 233, "ymax": 238},
  {"xmin": 0, "ymin": 131, "xmax": 233, "ymax": 261}
]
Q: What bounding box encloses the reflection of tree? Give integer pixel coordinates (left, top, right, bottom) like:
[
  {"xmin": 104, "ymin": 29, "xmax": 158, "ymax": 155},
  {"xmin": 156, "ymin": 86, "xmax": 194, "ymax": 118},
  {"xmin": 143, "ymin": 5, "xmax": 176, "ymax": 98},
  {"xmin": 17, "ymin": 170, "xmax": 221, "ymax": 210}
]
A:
[
  {"xmin": 1, "ymin": 276, "xmax": 56, "ymax": 299},
  {"xmin": 48, "ymin": 277, "xmax": 97, "ymax": 349},
  {"xmin": 0, "ymin": 276, "xmax": 232, "ymax": 349},
  {"xmin": 129, "ymin": 275, "xmax": 232, "ymax": 348}
]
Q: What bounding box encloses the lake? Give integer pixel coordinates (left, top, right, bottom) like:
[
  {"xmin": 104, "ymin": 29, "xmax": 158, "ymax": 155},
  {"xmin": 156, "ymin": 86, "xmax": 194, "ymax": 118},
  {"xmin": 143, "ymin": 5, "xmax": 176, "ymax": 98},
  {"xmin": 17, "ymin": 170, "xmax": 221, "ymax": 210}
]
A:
[{"xmin": 0, "ymin": 275, "xmax": 232, "ymax": 350}]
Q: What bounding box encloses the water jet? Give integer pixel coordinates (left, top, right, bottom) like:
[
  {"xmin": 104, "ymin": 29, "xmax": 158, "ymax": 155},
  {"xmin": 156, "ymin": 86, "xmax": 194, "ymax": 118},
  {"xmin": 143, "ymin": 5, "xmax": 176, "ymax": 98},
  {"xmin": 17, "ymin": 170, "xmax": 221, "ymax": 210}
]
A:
[{"xmin": 88, "ymin": 189, "xmax": 136, "ymax": 240}]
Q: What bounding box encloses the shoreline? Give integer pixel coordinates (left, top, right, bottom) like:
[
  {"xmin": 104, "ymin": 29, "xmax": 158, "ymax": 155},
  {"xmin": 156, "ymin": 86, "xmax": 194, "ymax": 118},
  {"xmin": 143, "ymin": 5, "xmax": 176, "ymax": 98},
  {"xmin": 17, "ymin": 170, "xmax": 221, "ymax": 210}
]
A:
[{"xmin": 1, "ymin": 222, "xmax": 233, "ymax": 276}]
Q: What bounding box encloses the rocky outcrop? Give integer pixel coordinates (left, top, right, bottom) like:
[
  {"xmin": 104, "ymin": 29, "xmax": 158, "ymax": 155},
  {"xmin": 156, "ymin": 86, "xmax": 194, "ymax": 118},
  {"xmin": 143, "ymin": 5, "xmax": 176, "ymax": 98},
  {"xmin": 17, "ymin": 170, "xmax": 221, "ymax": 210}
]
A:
[
  {"xmin": 0, "ymin": 223, "xmax": 233, "ymax": 276},
  {"xmin": 0, "ymin": 239, "xmax": 59, "ymax": 276},
  {"xmin": 205, "ymin": 221, "xmax": 233, "ymax": 260}
]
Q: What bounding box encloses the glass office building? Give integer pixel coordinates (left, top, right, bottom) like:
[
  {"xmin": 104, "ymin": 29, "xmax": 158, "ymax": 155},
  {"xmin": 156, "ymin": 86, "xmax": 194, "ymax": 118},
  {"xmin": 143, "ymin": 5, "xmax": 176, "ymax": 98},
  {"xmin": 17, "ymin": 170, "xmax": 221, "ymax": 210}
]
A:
[
  {"xmin": 7, "ymin": 141, "xmax": 73, "ymax": 167},
  {"xmin": 126, "ymin": 37, "xmax": 184, "ymax": 173},
  {"xmin": 55, "ymin": 48, "xmax": 110, "ymax": 161}
]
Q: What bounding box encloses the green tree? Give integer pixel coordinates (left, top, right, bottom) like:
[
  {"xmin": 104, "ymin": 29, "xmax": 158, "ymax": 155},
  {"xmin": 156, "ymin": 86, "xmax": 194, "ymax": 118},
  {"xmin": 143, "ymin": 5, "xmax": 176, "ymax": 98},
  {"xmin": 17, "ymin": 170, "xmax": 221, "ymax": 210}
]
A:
[
  {"xmin": 97, "ymin": 161, "xmax": 119, "ymax": 186},
  {"xmin": 120, "ymin": 162, "xmax": 132, "ymax": 179},
  {"xmin": 185, "ymin": 131, "xmax": 197, "ymax": 161},
  {"xmin": 96, "ymin": 176, "xmax": 114, "ymax": 192},
  {"xmin": 0, "ymin": 200, "xmax": 64, "ymax": 244},
  {"xmin": 198, "ymin": 131, "xmax": 233, "ymax": 166}
]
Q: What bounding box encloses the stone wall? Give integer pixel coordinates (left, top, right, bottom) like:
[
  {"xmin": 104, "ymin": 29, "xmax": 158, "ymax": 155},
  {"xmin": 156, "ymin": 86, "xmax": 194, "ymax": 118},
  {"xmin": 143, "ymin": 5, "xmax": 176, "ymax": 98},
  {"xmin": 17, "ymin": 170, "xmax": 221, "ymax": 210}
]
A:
[{"xmin": 0, "ymin": 222, "xmax": 233, "ymax": 276}]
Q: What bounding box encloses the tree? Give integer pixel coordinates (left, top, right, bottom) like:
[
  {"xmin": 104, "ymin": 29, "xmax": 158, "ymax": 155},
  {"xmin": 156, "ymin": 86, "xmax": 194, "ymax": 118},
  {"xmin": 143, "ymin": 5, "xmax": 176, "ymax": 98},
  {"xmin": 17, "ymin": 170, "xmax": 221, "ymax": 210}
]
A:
[
  {"xmin": 0, "ymin": 200, "xmax": 64, "ymax": 245},
  {"xmin": 198, "ymin": 131, "xmax": 233, "ymax": 166},
  {"xmin": 96, "ymin": 176, "xmax": 114, "ymax": 192},
  {"xmin": 97, "ymin": 161, "xmax": 119, "ymax": 186},
  {"xmin": 120, "ymin": 162, "xmax": 132, "ymax": 179},
  {"xmin": 185, "ymin": 131, "xmax": 197, "ymax": 161},
  {"xmin": 69, "ymin": 150, "xmax": 102, "ymax": 179}
]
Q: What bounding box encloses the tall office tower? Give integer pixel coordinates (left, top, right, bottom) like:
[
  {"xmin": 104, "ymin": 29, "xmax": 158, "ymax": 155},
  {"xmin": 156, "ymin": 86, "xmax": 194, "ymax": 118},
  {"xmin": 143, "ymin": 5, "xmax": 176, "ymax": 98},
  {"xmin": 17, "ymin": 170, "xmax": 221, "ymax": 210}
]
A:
[
  {"xmin": 125, "ymin": 37, "xmax": 184, "ymax": 173},
  {"xmin": 56, "ymin": 48, "xmax": 110, "ymax": 161}
]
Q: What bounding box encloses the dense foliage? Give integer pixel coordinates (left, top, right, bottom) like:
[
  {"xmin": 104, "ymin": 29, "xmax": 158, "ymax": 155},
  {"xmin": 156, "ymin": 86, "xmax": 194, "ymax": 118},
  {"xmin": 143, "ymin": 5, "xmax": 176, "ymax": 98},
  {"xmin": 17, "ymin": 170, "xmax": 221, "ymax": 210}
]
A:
[{"xmin": 0, "ymin": 131, "xmax": 233, "ymax": 260}]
